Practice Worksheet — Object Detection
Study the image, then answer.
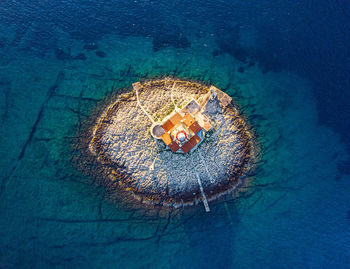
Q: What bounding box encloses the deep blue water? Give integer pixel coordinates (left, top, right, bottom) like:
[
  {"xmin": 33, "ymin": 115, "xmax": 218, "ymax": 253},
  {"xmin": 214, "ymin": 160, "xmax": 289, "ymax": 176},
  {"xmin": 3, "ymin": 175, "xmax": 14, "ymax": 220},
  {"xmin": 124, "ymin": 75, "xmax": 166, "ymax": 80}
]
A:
[{"xmin": 0, "ymin": 0, "xmax": 349, "ymax": 268}]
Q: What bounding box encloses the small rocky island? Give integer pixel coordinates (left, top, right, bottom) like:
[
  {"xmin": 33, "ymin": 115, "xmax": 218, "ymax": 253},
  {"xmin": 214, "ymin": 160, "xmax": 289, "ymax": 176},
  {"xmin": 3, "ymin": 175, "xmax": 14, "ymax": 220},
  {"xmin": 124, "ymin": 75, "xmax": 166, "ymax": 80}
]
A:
[{"xmin": 79, "ymin": 78, "xmax": 256, "ymax": 211}]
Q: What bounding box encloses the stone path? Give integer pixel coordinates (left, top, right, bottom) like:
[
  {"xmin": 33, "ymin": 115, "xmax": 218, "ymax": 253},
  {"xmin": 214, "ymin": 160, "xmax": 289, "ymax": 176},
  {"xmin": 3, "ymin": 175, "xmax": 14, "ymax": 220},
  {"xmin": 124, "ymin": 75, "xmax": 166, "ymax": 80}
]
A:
[
  {"xmin": 191, "ymin": 154, "xmax": 210, "ymax": 212},
  {"xmin": 133, "ymin": 82, "xmax": 155, "ymax": 124}
]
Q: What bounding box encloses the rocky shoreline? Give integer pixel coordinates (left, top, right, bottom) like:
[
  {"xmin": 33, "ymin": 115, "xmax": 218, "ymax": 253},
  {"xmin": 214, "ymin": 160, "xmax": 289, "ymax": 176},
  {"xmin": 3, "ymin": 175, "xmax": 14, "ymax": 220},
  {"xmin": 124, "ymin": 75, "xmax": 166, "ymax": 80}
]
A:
[{"xmin": 75, "ymin": 78, "xmax": 257, "ymax": 210}]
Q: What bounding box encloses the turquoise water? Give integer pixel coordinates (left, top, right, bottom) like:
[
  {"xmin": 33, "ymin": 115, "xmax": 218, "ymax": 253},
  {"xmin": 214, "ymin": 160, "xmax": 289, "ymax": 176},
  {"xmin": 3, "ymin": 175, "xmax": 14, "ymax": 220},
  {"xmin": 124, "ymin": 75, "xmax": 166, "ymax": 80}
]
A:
[{"xmin": 0, "ymin": 1, "xmax": 350, "ymax": 268}]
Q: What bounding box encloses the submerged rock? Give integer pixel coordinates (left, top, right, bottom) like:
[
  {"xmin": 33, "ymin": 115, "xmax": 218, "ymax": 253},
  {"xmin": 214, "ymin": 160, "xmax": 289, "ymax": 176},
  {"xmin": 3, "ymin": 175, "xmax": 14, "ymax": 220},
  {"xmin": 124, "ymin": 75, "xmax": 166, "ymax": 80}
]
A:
[{"xmin": 75, "ymin": 78, "xmax": 257, "ymax": 211}]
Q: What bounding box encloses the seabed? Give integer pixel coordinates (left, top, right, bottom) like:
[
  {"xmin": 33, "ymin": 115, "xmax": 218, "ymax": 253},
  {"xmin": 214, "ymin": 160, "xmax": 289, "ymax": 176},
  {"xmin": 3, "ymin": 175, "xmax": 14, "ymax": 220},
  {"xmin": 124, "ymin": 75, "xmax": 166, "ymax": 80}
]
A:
[{"xmin": 0, "ymin": 27, "xmax": 349, "ymax": 267}]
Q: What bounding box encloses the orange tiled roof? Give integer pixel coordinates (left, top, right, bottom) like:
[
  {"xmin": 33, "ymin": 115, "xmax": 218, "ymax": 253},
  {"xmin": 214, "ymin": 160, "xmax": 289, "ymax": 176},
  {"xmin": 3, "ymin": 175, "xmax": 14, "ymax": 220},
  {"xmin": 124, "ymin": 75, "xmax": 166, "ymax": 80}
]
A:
[
  {"xmin": 169, "ymin": 113, "xmax": 182, "ymax": 125},
  {"xmin": 180, "ymin": 141, "xmax": 193, "ymax": 154},
  {"xmin": 183, "ymin": 113, "xmax": 195, "ymax": 127},
  {"xmin": 168, "ymin": 141, "xmax": 180, "ymax": 152},
  {"xmin": 160, "ymin": 111, "xmax": 205, "ymax": 153},
  {"xmin": 180, "ymin": 134, "xmax": 202, "ymax": 154},
  {"xmin": 161, "ymin": 132, "xmax": 172, "ymax": 145},
  {"xmin": 162, "ymin": 119, "xmax": 174, "ymax": 132},
  {"xmin": 189, "ymin": 122, "xmax": 202, "ymax": 134},
  {"xmin": 189, "ymin": 134, "xmax": 201, "ymax": 147}
]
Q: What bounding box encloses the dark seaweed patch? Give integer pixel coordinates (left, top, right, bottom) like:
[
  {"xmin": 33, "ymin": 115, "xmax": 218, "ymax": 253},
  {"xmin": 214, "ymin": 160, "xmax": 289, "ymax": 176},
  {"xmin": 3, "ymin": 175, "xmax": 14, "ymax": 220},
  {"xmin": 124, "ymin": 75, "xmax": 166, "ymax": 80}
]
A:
[
  {"xmin": 95, "ymin": 50, "xmax": 106, "ymax": 58},
  {"xmin": 0, "ymin": 37, "xmax": 7, "ymax": 48},
  {"xmin": 55, "ymin": 48, "xmax": 86, "ymax": 61},
  {"xmin": 212, "ymin": 49, "xmax": 220, "ymax": 57},
  {"xmin": 338, "ymin": 161, "xmax": 350, "ymax": 175},
  {"xmin": 152, "ymin": 33, "xmax": 190, "ymax": 52},
  {"xmin": 216, "ymin": 24, "xmax": 283, "ymax": 73},
  {"xmin": 238, "ymin": 67, "xmax": 245, "ymax": 73},
  {"xmin": 73, "ymin": 53, "xmax": 87, "ymax": 61},
  {"xmin": 54, "ymin": 48, "xmax": 72, "ymax": 61}
]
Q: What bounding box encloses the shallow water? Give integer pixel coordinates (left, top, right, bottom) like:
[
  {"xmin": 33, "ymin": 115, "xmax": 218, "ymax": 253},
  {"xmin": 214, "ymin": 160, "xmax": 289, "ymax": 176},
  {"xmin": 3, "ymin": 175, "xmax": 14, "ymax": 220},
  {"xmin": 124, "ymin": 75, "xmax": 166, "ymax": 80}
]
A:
[{"xmin": 0, "ymin": 1, "xmax": 349, "ymax": 268}]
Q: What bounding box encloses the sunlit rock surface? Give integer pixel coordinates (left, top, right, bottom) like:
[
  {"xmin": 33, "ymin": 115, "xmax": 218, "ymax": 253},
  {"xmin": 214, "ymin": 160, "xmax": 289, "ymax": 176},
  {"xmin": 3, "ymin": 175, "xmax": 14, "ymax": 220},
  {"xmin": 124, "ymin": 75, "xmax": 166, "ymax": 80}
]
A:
[{"xmin": 80, "ymin": 78, "xmax": 257, "ymax": 209}]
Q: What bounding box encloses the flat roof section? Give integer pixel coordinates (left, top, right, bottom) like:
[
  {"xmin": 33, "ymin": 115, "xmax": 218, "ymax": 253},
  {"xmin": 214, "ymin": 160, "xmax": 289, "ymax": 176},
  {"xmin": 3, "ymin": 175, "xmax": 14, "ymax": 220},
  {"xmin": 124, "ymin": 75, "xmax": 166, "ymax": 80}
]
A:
[
  {"xmin": 183, "ymin": 113, "xmax": 195, "ymax": 127},
  {"xmin": 168, "ymin": 141, "xmax": 180, "ymax": 152},
  {"xmin": 183, "ymin": 99, "xmax": 201, "ymax": 114},
  {"xmin": 210, "ymin": 86, "xmax": 232, "ymax": 108},
  {"xmin": 161, "ymin": 132, "xmax": 172, "ymax": 145},
  {"xmin": 169, "ymin": 113, "xmax": 182, "ymax": 126},
  {"xmin": 162, "ymin": 119, "xmax": 174, "ymax": 132},
  {"xmin": 203, "ymin": 121, "xmax": 212, "ymax": 132},
  {"xmin": 195, "ymin": 113, "xmax": 212, "ymax": 132},
  {"xmin": 189, "ymin": 122, "xmax": 202, "ymax": 134}
]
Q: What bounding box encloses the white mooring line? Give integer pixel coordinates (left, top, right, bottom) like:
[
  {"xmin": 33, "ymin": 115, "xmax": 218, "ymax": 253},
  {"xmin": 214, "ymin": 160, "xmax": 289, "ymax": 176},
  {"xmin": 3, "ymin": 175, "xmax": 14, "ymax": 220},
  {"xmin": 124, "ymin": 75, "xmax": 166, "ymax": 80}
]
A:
[{"xmin": 191, "ymin": 155, "xmax": 210, "ymax": 212}]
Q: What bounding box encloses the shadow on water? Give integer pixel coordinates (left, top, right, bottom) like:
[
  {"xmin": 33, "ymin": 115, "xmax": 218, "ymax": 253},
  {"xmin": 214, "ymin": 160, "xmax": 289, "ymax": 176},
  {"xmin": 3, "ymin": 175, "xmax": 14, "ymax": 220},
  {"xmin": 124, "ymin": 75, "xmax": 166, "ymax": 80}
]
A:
[{"xmin": 179, "ymin": 202, "xmax": 239, "ymax": 269}]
